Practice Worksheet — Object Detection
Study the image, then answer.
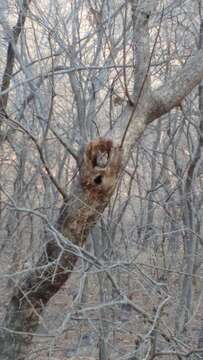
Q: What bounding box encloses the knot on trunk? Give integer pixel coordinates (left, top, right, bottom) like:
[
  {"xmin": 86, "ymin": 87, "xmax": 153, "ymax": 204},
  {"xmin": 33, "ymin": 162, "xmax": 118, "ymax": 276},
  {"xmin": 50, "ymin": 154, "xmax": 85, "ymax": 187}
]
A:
[{"xmin": 80, "ymin": 138, "xmax": 122, "ymax": 197}]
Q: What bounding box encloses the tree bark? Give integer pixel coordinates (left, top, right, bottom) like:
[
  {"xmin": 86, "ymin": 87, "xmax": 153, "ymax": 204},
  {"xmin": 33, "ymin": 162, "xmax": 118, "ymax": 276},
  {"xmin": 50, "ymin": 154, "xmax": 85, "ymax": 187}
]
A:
[
  {"xmin": 3, "ymin": 5, "xmax": 203, "ymax": 358},
  {"xmin": 0, "ymin": 138, "xmax": 122, "ymax": 360},
  {"xmin": 174, "ymin": 16, "xmax": 203, "ymax": 337},
  {"xmin": 123, "ymin": 47, "xmax": 203, "ymax": 155},
  {"xmin": 0, "ymin": 0, "xmax": 30, "ymax": 115}
]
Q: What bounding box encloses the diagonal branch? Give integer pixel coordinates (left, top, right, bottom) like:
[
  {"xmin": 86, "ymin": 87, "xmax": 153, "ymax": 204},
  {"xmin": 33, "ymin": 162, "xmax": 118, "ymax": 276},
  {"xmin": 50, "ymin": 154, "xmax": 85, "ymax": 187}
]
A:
[
  {"xmin": 0, "ymin": 138, "xmax": 122, "ymax": 360},
  {"xmin": 124, "ymin": 48, "xmax": 203, "ymax": 153},
  {"xmin": 146, "ymin": 48, "xmax": 203, "ymax": 123}
]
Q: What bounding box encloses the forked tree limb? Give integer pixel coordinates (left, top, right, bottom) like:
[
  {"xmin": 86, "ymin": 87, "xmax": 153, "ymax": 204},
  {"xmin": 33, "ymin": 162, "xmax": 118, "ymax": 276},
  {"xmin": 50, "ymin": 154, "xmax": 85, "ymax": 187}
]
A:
[
  {"xmin": 123, "ymin": 48, "xmax": 203, "ymax": 154},
  {"xmin": 1, "ymin": 6, "xmax": 203, "ymax": 359},
  {"xmin": 0, "ymin": 138, "xmax": 122, "ymax": 360}
]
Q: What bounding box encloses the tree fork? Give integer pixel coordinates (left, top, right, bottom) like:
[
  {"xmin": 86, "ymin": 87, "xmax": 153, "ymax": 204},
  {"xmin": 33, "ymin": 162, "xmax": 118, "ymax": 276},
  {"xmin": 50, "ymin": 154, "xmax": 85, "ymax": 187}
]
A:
[{"xmin": 0, "ymin": 138, "xmax": 122, "ymax": 360}]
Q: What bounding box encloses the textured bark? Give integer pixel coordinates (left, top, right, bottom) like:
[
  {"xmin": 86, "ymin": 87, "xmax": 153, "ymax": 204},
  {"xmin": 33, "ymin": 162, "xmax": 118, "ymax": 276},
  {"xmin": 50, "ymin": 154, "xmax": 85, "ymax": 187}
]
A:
[
  {"xmin": 175, "ymin": 18, "xmax": 203, "ymax": 337},
  {"xmin": 0, "ymin": 138, "xmax": 122, "ymax": 360},
  {"xmin": 198, "ymin": 321, "xmax": 203, "ymax": 357},
  {"xmin": 123, "ymin": 47, "xmax": 203, "ymax": 155},
  {"xmin": 0, "ymin": 0, "xmax": 30, "ymax": 114}
]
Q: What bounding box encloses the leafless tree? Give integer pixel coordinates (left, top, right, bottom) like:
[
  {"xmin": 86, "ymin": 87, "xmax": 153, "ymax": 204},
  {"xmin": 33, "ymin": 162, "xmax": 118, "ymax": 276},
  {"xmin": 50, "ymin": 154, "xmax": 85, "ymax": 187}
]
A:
[{"xmin": 1, "ymin": 0, "xmax": 203, "ymax": 359}]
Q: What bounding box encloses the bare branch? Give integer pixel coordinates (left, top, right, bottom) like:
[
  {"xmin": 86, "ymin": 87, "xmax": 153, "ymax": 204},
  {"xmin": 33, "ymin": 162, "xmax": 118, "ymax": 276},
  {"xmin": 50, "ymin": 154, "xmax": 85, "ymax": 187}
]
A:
[
  {"xmin": 0, "ymin": 0, "xmax": 30, "ymax": 114},
  {"xmin": 147, "ymin": 48, "xmax": 203, "ymax": 123}
]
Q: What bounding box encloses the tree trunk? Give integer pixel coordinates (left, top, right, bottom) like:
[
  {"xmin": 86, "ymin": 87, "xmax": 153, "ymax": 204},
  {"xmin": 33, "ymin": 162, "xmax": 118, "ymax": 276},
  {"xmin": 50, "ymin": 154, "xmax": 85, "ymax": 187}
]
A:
[
  {"xmin": 0, "ymin": 0, "xmax": 30, "ymax": 116},
  {"xmin": 175, "ymin": 17, "xmax": 203, "ymax": 337},
  {"xmin": 0, "ymin": 138, "xmax": 122, "ymax": 360},
  {"xmin": 198, "ymin": 321, "xmax": 203, "ymax": 358}
]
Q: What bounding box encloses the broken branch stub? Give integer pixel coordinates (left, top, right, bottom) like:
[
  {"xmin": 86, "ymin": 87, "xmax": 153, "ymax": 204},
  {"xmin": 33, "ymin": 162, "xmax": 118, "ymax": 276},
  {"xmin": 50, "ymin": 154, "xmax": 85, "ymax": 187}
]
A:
[{"xmin": 58, "ymin": 138, "xmax": 122, "ymax": 246}]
